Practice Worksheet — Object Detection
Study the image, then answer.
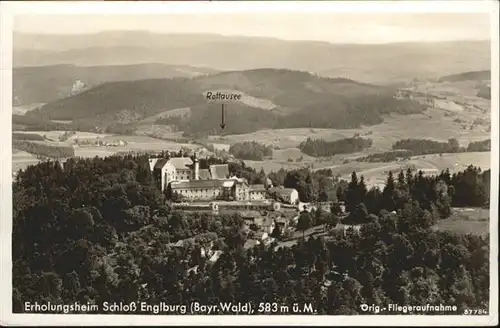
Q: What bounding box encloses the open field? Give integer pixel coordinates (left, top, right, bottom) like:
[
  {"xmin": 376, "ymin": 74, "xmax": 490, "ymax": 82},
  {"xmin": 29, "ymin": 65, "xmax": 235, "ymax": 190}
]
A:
[
  {"xmin": 12, "ymin": 150, "xmax": 41, "ymax": 173},
  {"xmin": 210, "ymin": 78, "xmax": 491, "ymax": 152},
  {"xmin": 12, "ymin": 130, "xmax": 112, "ymax": 142},
  {"xmin": 212, "ymin": 107, "xmax": 490, "ymax": 152},
  {"xmin": 409, "ymin": 81, "xmax": 490, "ymax": 110},
  {"xmin": 134, "ymin": 124, "xmax": 186, "ymax": 140},
  {"xmin": 74, "ymin": 135, "xmax": 199, "ymax": 158},
  {"xmin": 203, "ymin": 89, "xmax": 278, "ymax": 111},
  {"xmin": 245, "ymin": 151, "xmax": 491, "ymax": 188},
  {"xmin": 432, "ymin": 207, "xmax": 489, "ymax": 236},
  {"xmin": 272, "ymin": 148, "xmax": 316, "ymax": 162},
  {"xmin": 11, "ymin": 131, "xmax": 201, "ymax": 172},
  {"xmin": 342, "ymin": 152, "xmax": 492, "ymax": 189},
  {"xmin": 138, "ymin": 107, "xmax": 192, "ymax": 124},
  {"xmin": 51, "ymin": 120, "xmax": 73, "ymax": 124},
  {"xmin": 12, "ymin": 103, "xmax": 45, "ymax": 115}
]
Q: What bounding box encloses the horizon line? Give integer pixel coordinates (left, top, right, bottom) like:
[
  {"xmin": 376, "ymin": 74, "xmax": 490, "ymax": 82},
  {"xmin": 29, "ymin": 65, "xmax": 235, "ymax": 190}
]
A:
[{"xmin": 12, "ymin": 30, "xmax": 491, "ymax": 46}]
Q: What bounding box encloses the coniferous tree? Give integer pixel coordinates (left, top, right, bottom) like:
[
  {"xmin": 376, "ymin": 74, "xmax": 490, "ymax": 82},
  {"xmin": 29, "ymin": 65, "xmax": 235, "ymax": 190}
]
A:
[
  {"xmin": 382, "ymin": 171, "xmax": 396, "ymax": 212},
  {"xmin": 346, "ymin": 172, "xmax": 360, "ymax": 214},
  {"xmin": 358, "ymin": 175, "xmax": 368, "ymax": 204}
]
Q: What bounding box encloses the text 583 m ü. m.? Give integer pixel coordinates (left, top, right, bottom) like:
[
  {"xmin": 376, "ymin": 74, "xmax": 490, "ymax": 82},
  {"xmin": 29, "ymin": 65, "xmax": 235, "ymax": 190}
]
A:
[{"xmin": 258, "ymin": 303, "xmax": 315, "ymax": 314}]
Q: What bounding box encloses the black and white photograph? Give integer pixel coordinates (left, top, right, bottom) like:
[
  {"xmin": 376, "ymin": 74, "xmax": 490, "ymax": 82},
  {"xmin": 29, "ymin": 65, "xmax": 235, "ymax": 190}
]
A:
[{"xmin": 1, "ymin": 0, "xmax": 498, "ymax": 326}]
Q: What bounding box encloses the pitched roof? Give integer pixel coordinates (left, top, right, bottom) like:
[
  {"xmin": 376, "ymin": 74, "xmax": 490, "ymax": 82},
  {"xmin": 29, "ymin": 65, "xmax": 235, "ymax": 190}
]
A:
[
  {"xmin": 269, "ymin": 187, "xmax": 297, "ymax": 197},
  {"xmin": 199, "ymin": 169, "xmax": 211, "ymax": 180},
  {"xmin": 209, "ymin": 250, "xmax": 223, "ymax": 263},
  {"xmin": 244, "ymin": 239, "xmax": 260, "ymax": 249},
  {"xmin": 253, "ymin": 216, "xmax": 274, "ymax": 227},
  {"xmin": 169, "ymin": 157, "xmax": 193, "ymax": 169},
  {"xmin": 174, "ymin": 240, "xmax": 185, "ymax": 247},
  {"xmin": 240, "ymin": 210, "xmax": 262, "ymax": 219},
  {"xmin": 210, "ymin": 164, "xmax": 229, "ymax": 180},
  {"xmin": 229, "ymin": 175, "xmax": 245, "ymax": 181},
  {"xmin": 255, "ymin": 231, "xmax": 268, "ymax": 239},
  {"xmin": 170, "ymin": 179, "xmax": 235, "ymax": 189},
  {"xmin": 249, "ymin": 184, "xmax": 266, "ymax": 192},
  {"xmin": 154, "ymin": 158, "xmax": 169, "ymax": 170},
  {"xmin": 276, "ymin": 217, "xmax": 288, "ymax": 224}
]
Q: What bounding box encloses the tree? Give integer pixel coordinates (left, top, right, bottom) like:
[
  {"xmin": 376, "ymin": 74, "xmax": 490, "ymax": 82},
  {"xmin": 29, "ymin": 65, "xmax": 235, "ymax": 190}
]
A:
[
  {"xmin": 382, "ymin": 171, "xmax": 396, "ymax": 212},
  {"xmin": 296, "ymin": 211, "xmax": 312, "ymax": 240},
  {"xmin": 353, "ymin": 203, "xmax": 369, "ymax": 223},
  {"xmin": 270, "ymin": 225, "xmax": 282, "ymax": 239},
  {"xmin": 11, "ymin": 151, "xmax": 491, "ymax": 315},
  {"xmin": 364, "ymin": 187, "xmax": 382, "ymax": 215},
  {"xmin": 314, "ymin": 206, "xmax": 327, "ymax": 226},
  {"xmin": 358, "ymin": 175, "xmax": 368, "ymax": 202},
  {"xmin": 397, "ymin": 170, "xmax": 406, "ymax": 191},
  {"xmin": 448, "ymin": 138, "xmax": 460, "ymax": 152},
  {"xmin": 330, "ymin": 202, "xmax": 343, "ymax": 216},
  {"xmin": 345, "ymin": 172, "xmax": 360, "ymax": 214},
  {"xmin": 324, "ymin": 213, "xmax": 340, "ymax": 230}
]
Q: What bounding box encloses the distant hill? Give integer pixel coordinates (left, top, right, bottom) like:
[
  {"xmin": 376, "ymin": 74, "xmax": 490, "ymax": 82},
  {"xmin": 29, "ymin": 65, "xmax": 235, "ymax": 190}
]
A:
[
  {"xmin": 14, "ymin": 32, "xmax": 490, "ymax": 84},
  {"xmin": 439, "ymin": 70, "xmax": 491, "ymax": 82},
  {"xmin": 13, "ymin": 63, "xmax": 219, "ymax": 105},
  {"xmin": 26, "ymin": 68, "xmax": 425, "ymax": 136}
]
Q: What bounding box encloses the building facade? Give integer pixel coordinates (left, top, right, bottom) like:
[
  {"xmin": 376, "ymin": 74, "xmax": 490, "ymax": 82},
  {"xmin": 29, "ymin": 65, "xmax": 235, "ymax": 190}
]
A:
[
  {"xmin": 149, "ymin": 152, "xmax": 281, "ymax": 202},
  {"xmin": 249, "ymin": 184, "xmax": 267, "ymax": 201},
  {"xmin": 268, "ymin": 187, "xmax": 299, "ymax": 204}
]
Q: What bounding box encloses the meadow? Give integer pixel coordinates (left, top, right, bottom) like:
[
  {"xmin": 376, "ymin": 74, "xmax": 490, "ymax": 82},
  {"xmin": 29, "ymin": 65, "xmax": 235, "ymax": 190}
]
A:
[
  {"xmin": 214, "ymin": 107, "xmax": 490, "ymax": 152},
  {"xmin": 245, "ymin": 151, "xmax": 491, "ymax": 190},
  {"xmin": 12, "ymin": 150, "xmax": 40, "ymax": 173},
  {"xmin": 11, "ymin": 78, "xmax": 492, "ymax": 182},
  {"xmin": 11, "ymin": 131, "xmax": 200, "ymax": 172},
  {"xmin": 432, "ymin": 207, "xmax": 490, "ymax": 236}
]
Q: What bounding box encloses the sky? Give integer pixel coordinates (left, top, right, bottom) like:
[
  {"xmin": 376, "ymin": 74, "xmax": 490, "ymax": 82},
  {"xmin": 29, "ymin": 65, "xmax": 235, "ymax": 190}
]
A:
[{"xmin": 13, "ymin": 12, "xmax": 491, "ymax": 44}]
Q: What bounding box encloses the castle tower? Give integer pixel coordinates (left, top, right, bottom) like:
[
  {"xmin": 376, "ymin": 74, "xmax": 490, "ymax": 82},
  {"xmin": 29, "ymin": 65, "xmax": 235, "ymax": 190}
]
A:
[{"xmin": 193, "ymin": 152, "xmax": 200, "ymax": 180}]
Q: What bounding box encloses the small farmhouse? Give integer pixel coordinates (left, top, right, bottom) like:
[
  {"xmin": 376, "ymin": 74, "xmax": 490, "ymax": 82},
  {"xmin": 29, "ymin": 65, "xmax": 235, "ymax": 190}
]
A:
[
  {"xmin": 249, "ymin": 184, "xmax": 267, "ymax": 201},
  {"xmin": 254, "ymin": 217, "xmax": 275, "ymax": 234},
  {"xmin": 268, "ymin": 187, "xmax": 299, "ymax": 205}
]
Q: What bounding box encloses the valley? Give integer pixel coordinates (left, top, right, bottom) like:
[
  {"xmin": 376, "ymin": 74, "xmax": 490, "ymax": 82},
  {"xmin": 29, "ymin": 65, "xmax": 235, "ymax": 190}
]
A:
[{"xmin": 12, "ymin": 68, "xmax": 492, "ymax": 190}]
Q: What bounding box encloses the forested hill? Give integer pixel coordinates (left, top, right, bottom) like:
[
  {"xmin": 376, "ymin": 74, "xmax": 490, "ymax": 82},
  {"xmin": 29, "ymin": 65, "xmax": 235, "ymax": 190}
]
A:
[
  {"xmin": 12, "ymin": 154, "xmax": 490, "ymax": 314},
  {"xmin": 15, "ymin": 32, "xmax": 490, "ymax": 84},
  {"xmin": 438, "ymin": 70, "xmax": 490, "ymax": 82},
  {"xmin": 13, "ymin": 64, "xmax": 219, "ymax": 105},
  {"xmin": 27, "ymin": 69, "xmax": 425, "ymax": 135}
]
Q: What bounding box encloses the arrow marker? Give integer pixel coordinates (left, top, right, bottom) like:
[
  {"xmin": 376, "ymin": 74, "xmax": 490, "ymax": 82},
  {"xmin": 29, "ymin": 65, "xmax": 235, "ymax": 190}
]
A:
[{"xmin": 220, "ymin": 103, "xmax": 226, "ymax": 130}]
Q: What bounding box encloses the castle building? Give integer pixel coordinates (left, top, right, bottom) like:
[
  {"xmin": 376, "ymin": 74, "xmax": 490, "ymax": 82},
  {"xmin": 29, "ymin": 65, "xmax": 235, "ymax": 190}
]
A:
[
  {"xmin": 149, "ymin": 152, "xmax": 257, "ymax": 202},
  {"xmin": 170, "ymin": 178, "xmax": 250, "ymax": 202},
  {"xmin": 148, "ymin": 156, "xmax": 194, "ymax": 192}
]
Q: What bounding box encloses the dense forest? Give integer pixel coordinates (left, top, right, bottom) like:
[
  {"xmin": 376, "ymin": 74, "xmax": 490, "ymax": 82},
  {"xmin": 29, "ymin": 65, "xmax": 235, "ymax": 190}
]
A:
[
  {"xmin": 467, "ymin": 139, "xmax": 491, "ymax": 152},
  {"xmin": 392, "ymin": 138, "xmax": 462, "ymax": 155},
  {"xmin": 229, "ymin": 142, "xmax": 273, "ymax": 161},
  {"xmin": 12, "ymin": 132, "xmax": 45, "ymax": 141},
  {"xmin": 299, "ymin": 137, "xmax": 373, "ymax": 157},
  {"xmin": 20, "ymin": 69, "xmax": 426, "ymax": 136},
  {"xmin": 355, "ymin": 138, "xmax": 491, "ymax": 163},
  {"xmin": 392, "ymin": 138, "xmax": 492, "ymax": 156},
  {"xmin": 12, "ymin": 140, "xmax": 75, "ymax": 159},
  {"xmin": 13, "ymin": 114, "xmax": 68, "ymax": 132},
  {"xmin": 355, "ymin": 150, "xmax": 413, "ymax": 163},
  {"xmin": 477, "ymin": 86, "xmax": 491, "ymax": 100},
  {"xmin": 12, "ymin": 152, "xmax": 490, "ymax": 315},
  {"xmin": 13, "ymin": 114, "xmax": 101, "ymax": 133}
]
